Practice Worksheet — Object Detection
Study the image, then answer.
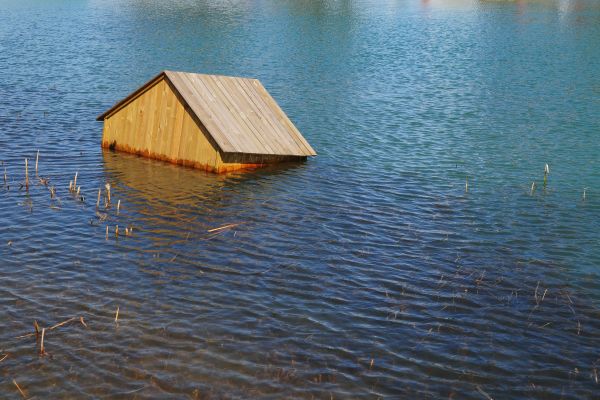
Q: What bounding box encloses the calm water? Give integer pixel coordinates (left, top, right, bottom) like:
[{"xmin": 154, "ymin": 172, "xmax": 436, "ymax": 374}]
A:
[{"xmin": 1, "ymin": 0, "xmax": 600, "ymax": 398}]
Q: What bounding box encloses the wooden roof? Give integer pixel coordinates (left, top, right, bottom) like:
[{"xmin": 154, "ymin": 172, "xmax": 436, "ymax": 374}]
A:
[{"xmin": 97, "ymin": 71, "xmax": 316, "ymax": 157}]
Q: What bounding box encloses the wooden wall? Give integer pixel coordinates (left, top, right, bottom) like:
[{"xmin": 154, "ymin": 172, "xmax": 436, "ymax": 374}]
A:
[{"xmin": 101, "ymin": 78, "xmax": 304, "ymax": 173}]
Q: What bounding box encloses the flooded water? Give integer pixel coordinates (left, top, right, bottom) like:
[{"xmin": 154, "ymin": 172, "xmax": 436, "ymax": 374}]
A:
[{"xmin": 1, "ymin": 0, "xmax": 600, "ymax": 398}]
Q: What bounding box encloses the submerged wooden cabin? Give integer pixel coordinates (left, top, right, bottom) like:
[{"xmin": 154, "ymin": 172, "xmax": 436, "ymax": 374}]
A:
[{"xmin": 97, "ymin": 71, "xmax": 316, "ymax": 173}]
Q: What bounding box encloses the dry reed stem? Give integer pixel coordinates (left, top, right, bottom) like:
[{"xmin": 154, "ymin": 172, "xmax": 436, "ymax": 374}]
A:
[
  {"xmin": 13, "ymin": 379, "xmax": 26, "ymax": 398},
  {"xmin": 97, "ymin": 189, "xmax": 101, "ymax": 208},
  {"xmin": 24, "ymin": 158, "xmax": 28, "ymax": 190},
  {"xmin": 106, "ymin": 225, "xmax": 109, "ymax": 240},
  {"xmin": 15, "ymin": 316, "xmax": 83, "ymax": 339},
  {"xmin": 80, "ymin": 316, "xmax": 88, "ymax": 328},
  {"xmin": 115, "ymin": 225, "xmax": 119, "ymax": 238},
  {"xmin": 105, "ymin": 183, "xmax": 111, "ymax": 204},
  {"xmin": 73, "ymin": 171, "xmax": 78, "ymax": 189},
  {"xmin": 541, "ymin": 288, "xmax": 548, "ymax": 303},
  {"xmin": 35, "ymin": 150, "xmax": 39, "ymax": 175},
  {"xmin": 115, "ymin": 306, "xmax": 119, "ymax": 323},
  {"xmin": 0, "ymin": 354, "xmax": 7, "ymax": 363},
  {"xmin": 117, "ymin": 199, "xmax": 121, "ymax": 214},
  {"xmin": 476, "ymin": 385, "xmax": 493, "ymax": 400},
  {"xmin": 3, "ymin": 167, "xmax": 6, "ymax": 184},
  {"xmin": 48, "ymin": 317, "xmax": 77, "ymax": 330},
  {"xmin": 207, "ymin": 223, "xmax": 242, "ymax": 233},
  {"xmin": 39, "ymin": 328, "xmax": 46, "ymax": 355}
]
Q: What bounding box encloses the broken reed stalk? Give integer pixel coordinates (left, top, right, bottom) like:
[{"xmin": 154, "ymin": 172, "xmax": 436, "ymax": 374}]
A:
[
  {"xmin": 465, "ymin": 176, "xmax": 468, "ymax": 193},
  {"xmin": 106, "ymin": 225, "xmax": 109, "ymax": 240},
  {"xmin": 73, "ymin": 171, "xmax": 78, "ymax": 190},
  {"xmin": 13, "ymin": 379, "xmax": 26, "ymax": 399},
  {"xmin": 115, "ymin": 306, "xmax": 120, "ymax": 323},
  {"xmin": 543, "ymin": 163, "xmax": 549, "ymax": 187},
  {"xmin": 115, "ymin": 225, "xmax": 119, "ymax": 238},
  {"xmin": 117, "ymin": 199, "xmax": 121, "ymax": 214},
  {"xmin": 0, "ymin": 354, "xmax": 8, "ymax": 363},
  {"xmin": 35, "ymin": 150, "xmax": 39, "ymax": 175},
  {"xmin": 583, "ymin": 187, "xmax": 587, "ymax": 201},
  {"xmin": 34, "ymin": 320, "xmax": 40, "ymax": 337},
  {"xmin": 530, "ymin": 182, "xmax": 536, "ymax": 196},
  {"xmin": 24, "ymin": 158, "xmax": 29, "ymax": 191},
  {"xmin": 97, "ymin": 189, "xmax": 101, "ymax": 208}
]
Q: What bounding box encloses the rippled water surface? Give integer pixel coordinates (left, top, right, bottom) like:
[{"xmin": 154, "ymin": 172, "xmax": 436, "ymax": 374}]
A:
[{"xmin": 1, "ymin": 0, "xmax": 600, "ymax": 398}]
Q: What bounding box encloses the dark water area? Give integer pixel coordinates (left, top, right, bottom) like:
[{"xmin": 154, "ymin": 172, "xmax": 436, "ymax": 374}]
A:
[{"xmin": 1, "ymin": 0, "xmax": 600, "ymax": 398}]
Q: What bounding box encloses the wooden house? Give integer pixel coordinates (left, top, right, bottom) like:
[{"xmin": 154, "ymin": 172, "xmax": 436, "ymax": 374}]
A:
[{"xmin": 97, "ymin": 71, "xmax": 316, "ymax": 173}]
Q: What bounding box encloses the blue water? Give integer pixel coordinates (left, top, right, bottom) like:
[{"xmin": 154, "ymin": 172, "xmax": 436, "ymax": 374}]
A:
[{"xmin": 1, "ymin": 0, "xmax": 599, "ymax": 398}]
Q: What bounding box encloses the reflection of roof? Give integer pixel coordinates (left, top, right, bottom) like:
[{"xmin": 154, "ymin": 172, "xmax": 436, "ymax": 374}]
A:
[{"xmin": 97, "ymin": 71, "xmax": 316, "ymax": 157}]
